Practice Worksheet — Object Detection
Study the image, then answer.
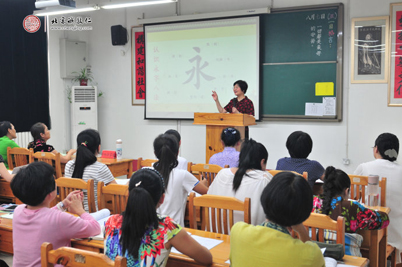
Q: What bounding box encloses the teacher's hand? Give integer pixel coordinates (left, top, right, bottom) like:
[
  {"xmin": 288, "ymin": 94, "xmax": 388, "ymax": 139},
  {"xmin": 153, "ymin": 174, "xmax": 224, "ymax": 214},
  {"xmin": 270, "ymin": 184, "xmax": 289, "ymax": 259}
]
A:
[
  {"xmin": 232, "ymin": 107, "xmax": 240, "ymax": 114},
  {"xmin": 211, "ymin": 91, "xmax": 219, "ymax": 102}
]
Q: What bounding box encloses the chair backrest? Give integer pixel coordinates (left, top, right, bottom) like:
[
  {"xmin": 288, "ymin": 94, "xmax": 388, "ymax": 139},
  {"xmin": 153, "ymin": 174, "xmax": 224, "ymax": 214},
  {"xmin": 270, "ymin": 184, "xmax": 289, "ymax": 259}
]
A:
[
  {"xmin": 268, "ymin": 170, "xmax": 308, "ymax": 181},
  {"xmin": 7, "ymin": 147, "xmax": 33, "ymax": 169},
  {"xmin": 136, "ymin": 157, "xmax": 157, "ymax": 169},
  {"xmin": 32, "ymin": 152, "xmax": 62, "ymax": 179},
  {"xmin": 41, "ymin": 242, "xmax": 127, "ymax": 267},
  {"xmin": 292, "ymin": 213, "xmax": 345, "ymax": 250},
  {"xmin": 56, "ymin": 177, "xmax": 95, "ymax": 213},
  {"xmin": 97, "ymin": 181, "xmax": 129, "ymax": 214},
  {"xmin": 188, "ymin": 193, "xmax": 250, "ymax": 234},
  {"xmin": 348, "ymin": 175, "xmax": 386, "ymax": 206},
  {"xmin": 190, "ymin": 163, "xmax": 223, "ymax": 185}
]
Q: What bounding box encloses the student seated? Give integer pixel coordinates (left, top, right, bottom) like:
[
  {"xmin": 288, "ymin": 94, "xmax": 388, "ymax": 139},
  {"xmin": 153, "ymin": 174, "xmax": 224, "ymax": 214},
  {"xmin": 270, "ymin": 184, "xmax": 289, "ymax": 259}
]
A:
[
  {"xmin": 0, "ymin": 155, "xmax": 13, "ymax": 182},
  {"xmin": 104, "ymin": 168, "xmax": 212, "ymax": 266},
  {"xmin": 208, "ymin": 139, "xmax": 272, "ymax": 225},
  {"xmin": 354, "ymin": 133, "xmax": 401, "ymax": 259},
  {"xmin": 27, "ymin": 122, "xmax": 76, "ymax": 163},
  {"xmin": 209, "ymin": 127, "xmax": 241, "ymax": 168},
  {"xmin": 230, "ymin": 172, "xmax": 325, "ymax": 267},
  {"xmin": 153, "ymin": 134, "xmax": 208, "ymax": 227},
  {"xmin": 65, "ymin": 129, "xmax": 116, "ymax": 212},
  {"xmin": 165, "ymin": 129, "xmax": 187, "ymax": 170},
  {"xmin": 276, "ymin": 131, "xmax": 324, "ymax": 188},
  {"xmin": 0, "ymin": 121, "xmax": 19, "ymax": 169},
  {"xmin": 313, "ymin": 166, "xmax": 389, "ymax": 255},
  {"xmin": 11, "ymin": 162, "xmax": 100, "ymax": 267}
]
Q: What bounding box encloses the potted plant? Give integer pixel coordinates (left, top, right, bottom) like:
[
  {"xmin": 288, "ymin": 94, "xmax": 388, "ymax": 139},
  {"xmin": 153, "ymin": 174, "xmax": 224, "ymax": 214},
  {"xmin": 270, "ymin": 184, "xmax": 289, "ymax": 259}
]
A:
[{"xmin": 72, "ymin": 67, "xmax": 93, "ymax": 86}]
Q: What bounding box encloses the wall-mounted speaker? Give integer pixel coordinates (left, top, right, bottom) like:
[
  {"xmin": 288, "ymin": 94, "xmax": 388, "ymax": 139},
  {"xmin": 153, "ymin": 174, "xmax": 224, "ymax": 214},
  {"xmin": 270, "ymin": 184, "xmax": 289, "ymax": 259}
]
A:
[{"xmin": 111, "ymin": 25, "xmax": 127, "ymax": 46}]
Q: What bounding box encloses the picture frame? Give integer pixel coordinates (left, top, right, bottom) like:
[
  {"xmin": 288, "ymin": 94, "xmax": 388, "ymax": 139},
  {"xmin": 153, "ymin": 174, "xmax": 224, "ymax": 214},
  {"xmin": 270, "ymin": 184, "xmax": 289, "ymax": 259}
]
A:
[
  {"xmin": 389, "ymin": 3, "xmax": 402, "ymax": 106},
  {"xmin": 350, "ymin": 16, "xmax": 389, "ymax": 84},
  {"xmin": 131, "ymin": 26, "xmax": 145, "ymax": 105}
]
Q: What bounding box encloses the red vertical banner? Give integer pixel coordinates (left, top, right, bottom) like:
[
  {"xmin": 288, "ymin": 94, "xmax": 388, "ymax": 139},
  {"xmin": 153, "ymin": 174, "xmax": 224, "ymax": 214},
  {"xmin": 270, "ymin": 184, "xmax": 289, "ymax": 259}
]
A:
[
  {"xmin": 394, "ymin": 11, "xmax": 402, "ymax": 98},
  {"xmin": 135, "ymin": 32, "xmax": 145, "ymax": 100}
]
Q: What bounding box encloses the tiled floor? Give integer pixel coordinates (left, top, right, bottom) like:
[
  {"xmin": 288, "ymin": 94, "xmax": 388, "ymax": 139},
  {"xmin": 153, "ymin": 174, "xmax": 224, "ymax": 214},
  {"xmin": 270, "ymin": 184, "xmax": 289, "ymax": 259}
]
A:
[{"xmin": 0, "ymin": 252, "xmax": 12, "ymax": 266}]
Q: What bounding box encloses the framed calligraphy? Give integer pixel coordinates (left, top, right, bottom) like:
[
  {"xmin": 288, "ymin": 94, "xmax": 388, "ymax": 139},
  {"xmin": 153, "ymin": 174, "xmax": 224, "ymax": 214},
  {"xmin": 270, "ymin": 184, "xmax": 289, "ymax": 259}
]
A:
[
  {"xmin": 131, "ymin": 26, "xmax": 145, "ymax": 105},
  {"xmin": 350, "ymin": 16, "xmax": 389, "ymax": 84},
  {"xmin": 389, "ymin": 4, "xmax": 402, "ymax": 106}
]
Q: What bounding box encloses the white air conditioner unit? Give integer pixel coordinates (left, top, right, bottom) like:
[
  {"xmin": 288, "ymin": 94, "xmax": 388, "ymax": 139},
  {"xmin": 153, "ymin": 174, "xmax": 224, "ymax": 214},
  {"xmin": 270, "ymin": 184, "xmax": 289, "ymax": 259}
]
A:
[{"xmin": 71, "ymin": 86, "xmax": 98, "ymax": 147}]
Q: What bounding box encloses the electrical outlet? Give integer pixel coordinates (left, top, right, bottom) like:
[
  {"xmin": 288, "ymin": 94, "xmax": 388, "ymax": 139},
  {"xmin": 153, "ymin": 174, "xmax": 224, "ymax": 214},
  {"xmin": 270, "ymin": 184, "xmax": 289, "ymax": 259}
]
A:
[{"xmin": 343, "ymin": 158, "xmax": 350, "ymax": 165}]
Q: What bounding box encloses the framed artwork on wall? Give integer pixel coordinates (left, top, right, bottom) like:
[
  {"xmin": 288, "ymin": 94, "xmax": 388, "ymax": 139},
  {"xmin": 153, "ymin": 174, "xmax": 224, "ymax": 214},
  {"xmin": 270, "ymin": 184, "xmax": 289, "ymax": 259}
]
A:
[
  {"xmin": 389, "ymin": 3, "xmax": 402, "ymax": 106},
  {"xmin": 350, "ymin": 16, "xmax": 389, "ymax": 84},
  {"xmin": 131, "ymin": 26, "xmax": 145, "ymax": 105}
]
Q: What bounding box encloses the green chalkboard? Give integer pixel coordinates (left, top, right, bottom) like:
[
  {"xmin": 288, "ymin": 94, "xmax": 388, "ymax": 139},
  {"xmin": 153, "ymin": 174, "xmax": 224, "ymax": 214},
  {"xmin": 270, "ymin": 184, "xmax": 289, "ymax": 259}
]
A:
[{"xmin": 261, "ymin": 4, "xmax": 343, "ymax": 120}]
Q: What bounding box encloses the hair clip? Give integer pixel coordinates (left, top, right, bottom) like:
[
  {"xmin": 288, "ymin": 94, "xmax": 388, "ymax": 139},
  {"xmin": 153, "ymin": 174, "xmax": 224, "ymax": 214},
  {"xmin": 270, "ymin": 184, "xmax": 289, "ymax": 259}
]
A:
[
  {"xmin": 81, "ymin": 141, "xmax": 87, "ymax": 147},
  {"xmin": 384, "ymin": 149, "xmax": 398, "ymax": 159},
  {"xmin": 135, "ymin": 181, "xmax": 142, "ymax": 187},
  {"xmin": 224, "ymin": 128, "xmax": 237, "ymax": 135}
]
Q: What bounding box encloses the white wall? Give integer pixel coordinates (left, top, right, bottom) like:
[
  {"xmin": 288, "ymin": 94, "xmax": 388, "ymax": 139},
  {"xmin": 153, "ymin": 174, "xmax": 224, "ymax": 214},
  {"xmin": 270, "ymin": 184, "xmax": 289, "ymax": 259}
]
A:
[{"xmin": 47, "ymin": 0, "xmax": 402, "ymax": 173}]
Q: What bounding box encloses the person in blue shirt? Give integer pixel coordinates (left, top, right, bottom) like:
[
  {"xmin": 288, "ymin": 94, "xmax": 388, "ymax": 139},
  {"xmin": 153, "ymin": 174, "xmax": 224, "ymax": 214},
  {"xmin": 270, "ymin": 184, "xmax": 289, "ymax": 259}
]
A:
[
  {"xmin": 209, "ymin": 127, "xmax": 241, "ymax": 168},
  {"xmin": 276, "ymin": 131, "xmax": 324, "ymax": 188}
]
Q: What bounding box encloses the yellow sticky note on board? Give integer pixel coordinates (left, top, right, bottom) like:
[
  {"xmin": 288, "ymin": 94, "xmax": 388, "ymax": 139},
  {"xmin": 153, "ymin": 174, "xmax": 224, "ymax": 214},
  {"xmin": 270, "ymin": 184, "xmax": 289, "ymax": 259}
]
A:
[{"xmin": 315, "ymin": 82, "xmax": 334, "ymax": 96}]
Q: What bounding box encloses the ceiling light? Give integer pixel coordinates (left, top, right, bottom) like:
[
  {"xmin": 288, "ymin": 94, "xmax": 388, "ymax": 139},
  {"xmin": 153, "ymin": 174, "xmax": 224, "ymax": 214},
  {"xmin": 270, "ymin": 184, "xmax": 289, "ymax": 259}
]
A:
[
  {"xmin": 34, "ymin": 5, "xmax": 100, "ymax": 16},
  {"xmin": 101, "ymin": 0, "xmax": 177, "ymax": 10}
]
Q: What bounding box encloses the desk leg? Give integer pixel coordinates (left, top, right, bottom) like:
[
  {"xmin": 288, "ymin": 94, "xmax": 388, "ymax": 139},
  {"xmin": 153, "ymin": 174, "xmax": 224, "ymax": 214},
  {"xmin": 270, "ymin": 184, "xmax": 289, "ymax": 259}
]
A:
[
  {"xmin": 370, "ymin": 231, "xmax": 379, "ymax": 267},
  {"xmin": 378, "ymin": 229, "xmax": 387, "ymax": 267},
  {"xmin": 127, "ymin": 162, "xmax": 133, "ymax": 178}
]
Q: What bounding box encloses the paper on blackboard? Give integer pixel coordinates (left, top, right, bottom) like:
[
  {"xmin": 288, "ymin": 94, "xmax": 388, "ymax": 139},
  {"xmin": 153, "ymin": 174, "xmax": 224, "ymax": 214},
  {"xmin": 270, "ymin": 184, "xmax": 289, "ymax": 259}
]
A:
[
  {"xmin": 323, "ymin": 97, "xmax": 336, "ymax": 116},
  {"xmin": 305, "ymin": 103, "xmax": 324, "ymax": 116}
]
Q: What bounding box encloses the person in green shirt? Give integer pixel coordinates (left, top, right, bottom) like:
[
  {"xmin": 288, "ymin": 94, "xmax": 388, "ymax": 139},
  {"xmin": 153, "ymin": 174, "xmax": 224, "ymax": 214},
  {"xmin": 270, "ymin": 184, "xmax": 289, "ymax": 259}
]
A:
[{"xmin": 0, "ymin": 121, "xmax": 19, "ymax": 169}]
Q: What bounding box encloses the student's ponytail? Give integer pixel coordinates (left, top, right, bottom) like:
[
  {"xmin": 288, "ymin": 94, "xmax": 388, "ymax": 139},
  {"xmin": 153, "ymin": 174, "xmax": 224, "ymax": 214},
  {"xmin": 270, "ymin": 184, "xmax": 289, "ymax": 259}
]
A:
[
  {"xmin": 321, "ymin": 166, "xmax": 351, "ymax": 215},
  {"xmin": 233, "ymin": 139, "xmax": 268, "ymax": 192},
  {"xmin": 70, "ymin": 129, "xmax": 101, "ymax": 179},
  {"xmin": 153, "ymin": 134, "xmax": 178, "ymax": 189},
  {"xmin": 120, "ymin": 168, "xmax": 165, "ymax": 258}
]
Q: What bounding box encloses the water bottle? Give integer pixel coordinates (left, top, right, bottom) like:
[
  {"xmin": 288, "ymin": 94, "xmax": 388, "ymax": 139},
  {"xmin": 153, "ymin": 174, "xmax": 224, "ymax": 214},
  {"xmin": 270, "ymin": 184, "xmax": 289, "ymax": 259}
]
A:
[
  {"xmin": 116, "ymin": 139, "xmax": 123, "ymax": 160},
  {"xmin": 367, "ymin": 175, "xmax": 380, "ymax": 206}
]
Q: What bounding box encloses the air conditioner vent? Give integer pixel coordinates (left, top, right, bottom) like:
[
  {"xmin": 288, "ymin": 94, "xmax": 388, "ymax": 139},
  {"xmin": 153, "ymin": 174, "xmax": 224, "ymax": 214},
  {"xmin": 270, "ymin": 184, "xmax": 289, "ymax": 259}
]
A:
[{"xmin": 74, "ymin": 88, "xmax": 95, "ymax": 102}]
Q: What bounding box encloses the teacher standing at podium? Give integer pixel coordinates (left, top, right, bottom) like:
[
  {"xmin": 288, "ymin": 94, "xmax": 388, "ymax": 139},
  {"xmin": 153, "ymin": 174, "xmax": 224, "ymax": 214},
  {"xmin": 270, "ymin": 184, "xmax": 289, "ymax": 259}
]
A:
[{"xmin": 212, "ymin": 80, "xmax": 254, "ymax": 139}]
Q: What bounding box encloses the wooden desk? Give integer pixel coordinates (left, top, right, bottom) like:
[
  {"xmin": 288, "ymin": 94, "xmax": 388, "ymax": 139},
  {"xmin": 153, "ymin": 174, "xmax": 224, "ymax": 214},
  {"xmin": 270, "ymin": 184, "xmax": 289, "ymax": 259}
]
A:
[
  {"xmin": 71, "ymin": 228, "xmax": 368, "ymax": 267},
  {"xmin": 0, "ymin": 218, "xmax": 13, "ymax": 254},
  {"xmin": 358, "ymin": 206, "xmax": 390, "ymax": 267},
  {"xmin": 61, "ymin": 158, "xmax": 133, "ymax": 178}
]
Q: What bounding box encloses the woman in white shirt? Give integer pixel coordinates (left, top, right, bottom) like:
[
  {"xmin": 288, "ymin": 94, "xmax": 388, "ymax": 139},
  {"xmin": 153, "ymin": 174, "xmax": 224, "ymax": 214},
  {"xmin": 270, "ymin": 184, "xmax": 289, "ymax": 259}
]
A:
[
  {"xmin": 208, "ymin": 139, "xmax": 273, "ymax": 225},
  {"xmin": 154, "ymin": 134, "xmax": 208, "ymax": 227}
]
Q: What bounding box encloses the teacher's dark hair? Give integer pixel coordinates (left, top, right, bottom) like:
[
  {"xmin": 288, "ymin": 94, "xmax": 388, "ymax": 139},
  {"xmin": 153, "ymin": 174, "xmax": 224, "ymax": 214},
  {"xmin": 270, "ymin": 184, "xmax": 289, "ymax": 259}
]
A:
[
  {"xmin": 234, "ymin": 80, "xmax": 248, "ymax": 94},
  {"xmin": 153, "ymin": 134, "xmax": 179, "ymax": 190},
  {"xmin": 11, "ymin": 162, "xmax": 55, "ymax": 206},
  {"xmin": 121, "ymin": 168, "xmax": 165, "ymax": 258},
  {"xmin": 221, "ymin": 127, "xmax": 241, "ymax": 147},
  {"xmin": 30, "ymin": 122, "xmax": 46, "ymax": 141},
  {"xmin": 321, "ymin": 166, "xmax": 350, "ymax": 215},
  {"xmin": 375, "ymin": 133, "xmax": 399, "ymax": 162},
  {"xmin": 286, "ymin": 131, "xmax": 313, "ymax": 159},
  {"xmin": 261, "ymin": 172, "xmax": 312, "ymax": 227},
  {"xmin": 70, "ymin": 129, "xmax": 101, "ymax": 179},
  {"xmin": 0, "ymin": 121, "xmax": 12, "ymax": 137},
  {"xmin": 233, "ymin": 139, "xmax": 268, "ymax": 192}
]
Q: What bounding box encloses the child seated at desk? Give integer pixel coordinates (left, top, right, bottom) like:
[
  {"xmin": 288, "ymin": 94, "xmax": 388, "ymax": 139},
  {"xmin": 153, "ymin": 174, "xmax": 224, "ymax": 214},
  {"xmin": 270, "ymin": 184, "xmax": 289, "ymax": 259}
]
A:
[
  {"xmin": 104, "ymin": 168, "xmax": 212, "ymax": 267},
  {"xmin": 312, "ymin": 166, "xmax": 389, "ymax": 256},
  {"xmin": 0, "ymin": 121, "xmax": 19, "ymax": 169},
  {"xmin": 230, "ymin": 172, "xmax": 325, "ymax": 266},
  {"xmin": 11, "ymin": 162, "xmax": 100, "ymax": 267},
  {"xmin": 27, "ymin": 122, "xmax": 76, "ymax": 163},
  {"xmin": 209, "ymin": 127, "xmax": 241, "ymax": 168},
  {"xmin": 276, "ymin": 131, "xmax": 325, "ymax": 188}
]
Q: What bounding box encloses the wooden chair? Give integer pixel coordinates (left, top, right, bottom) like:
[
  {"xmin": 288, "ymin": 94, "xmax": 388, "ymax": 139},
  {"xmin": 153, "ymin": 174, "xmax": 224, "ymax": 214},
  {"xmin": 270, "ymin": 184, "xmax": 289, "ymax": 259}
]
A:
[
  {"xmin": 32, "ymin": 152, "xmax": 62, "ymax": 179},
  {"xmin": 136, "ymin": 157, "xmax": 157, "ymax": 169},
  {"xmin": 56, "ymin": 177, "xmax": 95, "ymax": 213},
  {"xmin": 268, "ymin": 170, "xmax": 308, "ymax": 180},
  {"xmin": 189, "ymin": 163, "xmax": 223, "ymax": 185},
  {"xmin": 348, "ymin": 175, "xmax": 387, "ymax": 206},
  {"xmin": 41, "ymin": 242, "xmax": 126, "ymax": 267},
  {"xmin": 97, "ymin": 181, "xmax": 128, "ymax": 214},
  {"xmin": 7, "ymin": 147, "xmax": 33, "ymax": 169},
  {"xmin": 188, "ymin": 192, "xmax": 250, "ymax": 234}
]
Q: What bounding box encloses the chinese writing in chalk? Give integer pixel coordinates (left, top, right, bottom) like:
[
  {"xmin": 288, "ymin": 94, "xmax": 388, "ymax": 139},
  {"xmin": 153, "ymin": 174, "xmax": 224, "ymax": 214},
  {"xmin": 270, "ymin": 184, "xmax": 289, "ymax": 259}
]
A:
[
  {"xmin": 135, "ymin": 32, "xmax": 146, "ymax": 100},
  {"xmin": 183, "ymin": 47, "xmax": 215, "ymax": 89},
  {"xmin": 306, "ymin": 11, "xmax": 337, "ymax": 56}
]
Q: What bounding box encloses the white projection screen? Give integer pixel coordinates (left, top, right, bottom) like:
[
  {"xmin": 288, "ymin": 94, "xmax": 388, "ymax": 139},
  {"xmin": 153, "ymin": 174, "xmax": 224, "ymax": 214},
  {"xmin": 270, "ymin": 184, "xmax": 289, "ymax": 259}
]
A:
[{"xmin": 144, "ymin": 16, "xmax": 260, "ymax": 120}]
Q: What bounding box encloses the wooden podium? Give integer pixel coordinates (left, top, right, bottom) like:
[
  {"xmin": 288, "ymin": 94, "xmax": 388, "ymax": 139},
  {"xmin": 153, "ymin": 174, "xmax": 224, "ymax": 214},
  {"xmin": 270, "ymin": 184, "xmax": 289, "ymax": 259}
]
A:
[{"xmin": 193, "ymin": 113, "xmax": 256, "ymax": 163}]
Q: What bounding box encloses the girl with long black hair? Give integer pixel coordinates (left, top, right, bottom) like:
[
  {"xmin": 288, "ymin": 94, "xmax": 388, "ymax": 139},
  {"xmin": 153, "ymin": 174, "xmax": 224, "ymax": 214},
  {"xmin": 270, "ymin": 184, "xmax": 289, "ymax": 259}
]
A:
[
  {"xmin": 104, "ymin": 168, "xmax": 212, "ymax": 266},
  {"xmin": 65, "ymin": 129, "xmax": 116, "ymax": 211},
  {"xmin": 208, "ymin": 139, "xmax": 272, "ymax": 225},
  {"xmin": 153, "ymin": 134, "xmax": 208, "ymax": 227}
]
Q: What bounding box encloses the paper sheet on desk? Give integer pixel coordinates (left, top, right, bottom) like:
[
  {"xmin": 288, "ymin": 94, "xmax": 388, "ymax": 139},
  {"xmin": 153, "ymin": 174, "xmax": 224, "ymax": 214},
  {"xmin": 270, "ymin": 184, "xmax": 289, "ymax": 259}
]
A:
[
  {"xmin": 171, "ymin": 235, "xmax": 223, "ymax": 254},
  {"xmin": 115, "ymin": 179, "xmax": 130, "ymax": 185},
  {"xmin": 0, "ymin": 213, "xmax": 13, "ymax": 219}
]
